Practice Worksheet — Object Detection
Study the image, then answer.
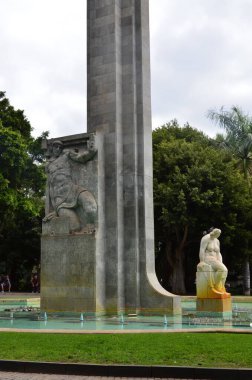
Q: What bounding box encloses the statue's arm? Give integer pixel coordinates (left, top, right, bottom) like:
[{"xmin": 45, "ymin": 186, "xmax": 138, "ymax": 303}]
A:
[
  {"xmin": 199, "ymin": 236, "xmax": 208, "ymax": 262},
  {"xmin": 43, "ymin": 211, "xmax": 57, "ymax": 222},
  {"xmin": 216, "ymin": 240, "xmax": 222, "ymax": 262},
  {"xmin": 69, "ymin": 149, "xmax": 97, "ymax": 164},
  {"xmin": 43, "ymin": 162, "xmax": 56, "ymax": 221}
]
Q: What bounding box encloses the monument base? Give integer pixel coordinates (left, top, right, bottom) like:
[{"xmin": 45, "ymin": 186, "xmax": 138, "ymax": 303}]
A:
[
  {"xmin": 196, "ymin": 297, "xmax": 232, "ymax": 318},
  {"xmin": 95, "ymin": 288, "xmax": 181, "ymax": 316},
  {"xmin": 139, "ymin": 274, "xmax": 181, "ymax": 316},
  {"xmin": 41, "ymin": 218, "xmax": 96, "ymax": 313},
  {"xmin": 196, "ymin": 265, "xmax": 230, "ymax": 299}
]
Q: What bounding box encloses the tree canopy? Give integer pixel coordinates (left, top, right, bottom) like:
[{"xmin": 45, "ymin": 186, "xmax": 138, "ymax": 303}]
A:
[
  {"xmin": 208, "ymin": 106, "xmax": 252, "ymax": 295},
  {"xmin": 1, "ymin": 92, "xmax": 251, "ymax": 296},
  {"xmin": 153, "ymin": 121, "xmax": 252, "ymax": 294},
  {"xmin": 0, "ymin": 92, "xmax": 46, "ymax": 289},
  {"xmin": 208, "ymin": 106, "xmax": 252, "ymax": 184}
]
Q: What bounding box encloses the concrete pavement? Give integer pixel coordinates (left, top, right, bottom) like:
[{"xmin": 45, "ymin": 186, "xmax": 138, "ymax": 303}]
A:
[{"xmin": 0, "ymin": 374, "xmax": 207, "ymax": 380}]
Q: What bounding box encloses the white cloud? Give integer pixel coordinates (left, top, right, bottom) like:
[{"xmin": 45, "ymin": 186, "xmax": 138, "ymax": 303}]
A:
[
  {"xmin": 1, "ymin": 0, "xmax": 252, "ymax": 138},
  {"xmin": 0, "ymin": 0, "xmax": 86, "ymax": 138},
  {"xmin": 150, "ymin": 0, "xmax": 252, "ymax": 136}
]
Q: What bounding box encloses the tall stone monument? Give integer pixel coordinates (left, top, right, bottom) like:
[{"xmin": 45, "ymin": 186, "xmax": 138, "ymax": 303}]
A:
[
  {"xmin": 40, "ymin": 0, "xmax": 181, "ymax": 315},
  {"xmin": 87, "ymin": 0, "xmax": 180, "ymax": 315}
]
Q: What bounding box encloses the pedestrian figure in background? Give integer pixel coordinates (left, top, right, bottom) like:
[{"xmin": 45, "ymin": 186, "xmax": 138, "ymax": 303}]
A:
[
  {"xmin": 0, "ymin": 275, "xmax": 11, "ymax": 293},
  {"xmin": 31, "ymin": 274, "xmax": 40, "ymax": 293}
]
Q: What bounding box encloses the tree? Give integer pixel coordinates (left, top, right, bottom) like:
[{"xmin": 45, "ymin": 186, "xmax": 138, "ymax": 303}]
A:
[
  {"xmin": 208, "ymin": 106, "xmax": 252, "ymax": 295},
  {"xmin": 153, "ymin": 121, "xmax": 251, "ymax": 294},
  {"xmin": 0, "ymin": 92, "xmax": 46, "ymax": 290},
  {"xmin": 0, "ymin": 91, "xmax": 32, "ymax": 139},
  {"xmin": 208, "ymin": 106, "xmax": 252, "ymax": 186}
]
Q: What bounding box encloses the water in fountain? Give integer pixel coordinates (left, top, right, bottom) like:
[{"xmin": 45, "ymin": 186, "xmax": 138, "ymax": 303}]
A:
[{"xmin": 163, "ymin": 315, "xmax": 168, "ymax": 325}]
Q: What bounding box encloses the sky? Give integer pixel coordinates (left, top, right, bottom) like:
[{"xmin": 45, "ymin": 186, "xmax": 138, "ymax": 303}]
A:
[{"xmin": 1, "ymin": 0, "xmax": 252, "ymax": 138}]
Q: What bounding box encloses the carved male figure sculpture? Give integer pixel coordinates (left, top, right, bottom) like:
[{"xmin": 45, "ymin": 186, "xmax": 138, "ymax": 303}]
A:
[
  {"xmin": 43, "ymin": 138, "xmax": 97, "ymax": 233},
  {"xmin": 197, "ymin": 228, "xmax": 229, "ymax": 297}
]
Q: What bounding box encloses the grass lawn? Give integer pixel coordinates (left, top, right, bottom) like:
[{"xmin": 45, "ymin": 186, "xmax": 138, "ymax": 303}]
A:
[{"xmin": 0, "ymin": 332, "xmax": 251, "ymax": 368}]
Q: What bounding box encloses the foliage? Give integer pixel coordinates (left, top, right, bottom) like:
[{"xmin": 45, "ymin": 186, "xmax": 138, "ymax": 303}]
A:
[
  {"xmin": 153, "ymin": 121, "xmax": 252, "ymax": 294},
  {"xmin": 208, "ymin": 106, "xmax": 252, "ymax": 294},
  {"xmin": 0, "ymin": 92, "xmax": 46, "ymax": 289},
  {"xmin": 0, "ymin": 91, "xmax": 32, "ymax": 139},
  {"xmin": 208, "ymin": 106, "xmax": 252, "ymax": 185},
  {"xmin": 0, "ymin": 332, "xmax": 252, "ymax": 368}
]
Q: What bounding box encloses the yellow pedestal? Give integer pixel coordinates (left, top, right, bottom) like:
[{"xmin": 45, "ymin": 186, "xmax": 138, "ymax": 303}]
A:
[
  {"xmin": 197, "ymin": 297, "xmax": 232, "ymax": 314},
  {"xmin": 196, "ymin": 266, "xmax": 232, "ymax": 316},
  {"xmin": 196, "ymin": 267, "xmax": 230, "ymax": 299}
]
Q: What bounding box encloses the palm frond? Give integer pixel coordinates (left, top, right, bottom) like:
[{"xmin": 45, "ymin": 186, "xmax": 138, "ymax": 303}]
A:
[{"xmin": 208, "ymin": 106, "xmax": 252, "ymax": 181}]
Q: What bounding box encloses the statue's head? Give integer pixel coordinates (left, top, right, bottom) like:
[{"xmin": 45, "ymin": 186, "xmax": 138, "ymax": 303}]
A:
[
  {"xmin": 52, "ymin": 140, "xmax": 64, "ymax": 157},
  {"xmin": 210, "ymin": 228, "xmax": 221, "ymax": 238},
  {"xmin": 87, "ymin": 134, "xmax": 96, "ymax": 151}
]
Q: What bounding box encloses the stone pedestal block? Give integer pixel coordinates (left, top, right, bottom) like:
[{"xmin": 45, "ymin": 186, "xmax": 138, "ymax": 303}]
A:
[
  {"xmin": 41, "ymin": 218, "xmax": 96, "ymax": 312},
  {"xmin": 196, "ymin": 264, "xmax": 232, "ymax": 317},
  {"xmin": 196, "ymin": 265, "xmax": 229, "ymax": 299},
  {"xmin": 197, "ymin": 297, "xmax": 232, "ymax": 317}
]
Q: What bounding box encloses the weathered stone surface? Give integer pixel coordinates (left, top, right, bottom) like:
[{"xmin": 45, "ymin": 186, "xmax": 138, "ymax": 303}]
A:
[
  {"xmin": 41, "ymin": 1, "xmax": 181, "ymax": 315},
  {"xmin": 41, "ymin": 232, "xmax": 96, "ymax": 312},
  {"xmin": 42, "ymin": 133, "xmax": 97, "ymax": 234},
  {"xmin": 41, "ymin": 134, "xmax": 98, "ymax": 312},
  {"xmin": 197, "ymin": 297, "xmax": 232, "ymax": 318},
  {"xmin": 87, "ymin": 0, "xmax": 181, "ymax": 315}
]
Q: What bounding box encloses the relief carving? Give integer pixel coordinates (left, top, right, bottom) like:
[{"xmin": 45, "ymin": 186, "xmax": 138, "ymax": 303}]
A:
[{"xmin": 43, "ymin": 135, "xmax": 97, "ymax": 234}]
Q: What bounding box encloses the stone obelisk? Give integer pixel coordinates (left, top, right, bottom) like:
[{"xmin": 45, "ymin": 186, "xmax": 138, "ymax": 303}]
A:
[{"xmin": 87, "ymin": 0, "xmax": 181, "ymax": 314}]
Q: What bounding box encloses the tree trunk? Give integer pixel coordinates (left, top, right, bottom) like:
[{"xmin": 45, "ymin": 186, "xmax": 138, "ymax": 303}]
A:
[
  {"xmin": 170, "ymin": 247, "xmax": 186, "ymax": 294},
  {"xmin": 167, "ymin": 225, "xmax": 188, "ymax": 295},
  {"xmin": 243, "ymin": 260, "xmax": 251, "ymax": 296}
]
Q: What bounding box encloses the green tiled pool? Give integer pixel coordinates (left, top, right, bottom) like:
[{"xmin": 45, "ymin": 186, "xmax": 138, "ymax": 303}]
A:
[{"xmin": 0, "ymin": 294, "xmax": 251, "ymax": 331}]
